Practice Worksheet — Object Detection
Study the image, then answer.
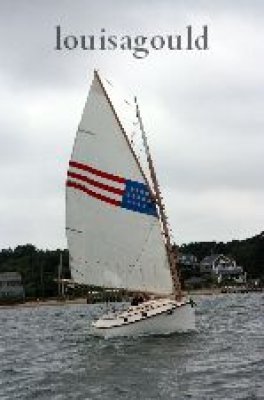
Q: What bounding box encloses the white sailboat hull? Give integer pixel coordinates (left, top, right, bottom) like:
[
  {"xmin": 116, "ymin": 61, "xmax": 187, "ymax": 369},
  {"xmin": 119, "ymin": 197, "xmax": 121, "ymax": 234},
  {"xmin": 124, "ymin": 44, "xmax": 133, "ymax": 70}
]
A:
[{"xmin": 91, "ymin": 299, "xmax": 195, "ymax": 338}]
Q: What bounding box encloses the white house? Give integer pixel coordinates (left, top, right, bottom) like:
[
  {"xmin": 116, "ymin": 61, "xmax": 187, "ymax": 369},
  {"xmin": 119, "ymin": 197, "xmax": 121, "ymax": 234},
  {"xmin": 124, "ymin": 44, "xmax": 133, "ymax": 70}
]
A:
[
  {"xmin": 0, "ymin": 272, "xmax": 25, "ymax": 302},
  {"xmin": 200, "ymin": 254, "xmax": 246, "ymax": 283}
]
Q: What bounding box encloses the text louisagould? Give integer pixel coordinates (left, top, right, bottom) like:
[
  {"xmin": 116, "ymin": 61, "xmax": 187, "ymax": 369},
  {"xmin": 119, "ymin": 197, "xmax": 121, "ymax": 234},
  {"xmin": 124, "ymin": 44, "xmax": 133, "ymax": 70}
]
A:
[{"xmin": 55, "ymin": 26, "xmax": 209, "ymax": 59}]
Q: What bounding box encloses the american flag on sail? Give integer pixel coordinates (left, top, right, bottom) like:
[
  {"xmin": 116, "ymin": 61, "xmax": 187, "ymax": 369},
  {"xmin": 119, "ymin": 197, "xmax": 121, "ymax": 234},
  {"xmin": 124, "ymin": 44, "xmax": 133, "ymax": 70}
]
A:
[{"xmin": 66, "ymin": 160, "xmax": 157, "ymax": 217}]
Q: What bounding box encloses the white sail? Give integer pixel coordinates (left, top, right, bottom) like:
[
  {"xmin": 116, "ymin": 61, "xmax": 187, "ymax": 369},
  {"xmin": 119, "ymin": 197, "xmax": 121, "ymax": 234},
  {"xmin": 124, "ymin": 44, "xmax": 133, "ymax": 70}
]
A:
[{"xmin": 66, "ymin": 71, "xmax": 173, "ymax": 295}]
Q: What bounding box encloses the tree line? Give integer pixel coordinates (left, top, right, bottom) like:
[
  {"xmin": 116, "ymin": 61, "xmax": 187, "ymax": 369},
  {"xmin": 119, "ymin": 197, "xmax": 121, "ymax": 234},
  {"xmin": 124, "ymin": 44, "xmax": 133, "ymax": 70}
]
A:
[
  {"xmin": 0, "ymin": 231, "xmax": 263, "ymax": 299},
  {"xmin": 0, "ymin": 245, "xmax": 70, "ymax": 299}
]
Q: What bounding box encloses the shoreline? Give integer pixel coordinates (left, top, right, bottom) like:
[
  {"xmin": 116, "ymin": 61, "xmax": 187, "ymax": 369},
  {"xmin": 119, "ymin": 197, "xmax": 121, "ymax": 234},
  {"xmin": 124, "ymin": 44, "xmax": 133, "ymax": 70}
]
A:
[
  {"xmin": 0, "ymin": 297, "xmax": 88, "ymax": 309},
  {"xmin": 187, "ymin": 288, "xmax": 223, "ymax": 296},
  {"xmin": 0, "ymin": 288, "xmax": 225, "ymax": 309},
  {"xmin": 1, "ymin": 287, "xmax": 262, "ymax": 309}
]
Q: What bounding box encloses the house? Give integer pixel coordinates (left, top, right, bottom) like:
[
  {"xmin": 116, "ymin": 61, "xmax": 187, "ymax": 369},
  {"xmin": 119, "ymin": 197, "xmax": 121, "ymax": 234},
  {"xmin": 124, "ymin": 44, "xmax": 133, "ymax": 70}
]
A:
[
  {"xmin": 0, "ymin": 272, "xmax": 25, "ymax": 303},
  {"xmin": 178, "ymin": 253, "xmax": 199, "ymax": 273},
  {"xmin": 200, "ymin": 254, "xmax": 246, "ymax": 284},
  {"xmin": 178, "ymin": 253, "xmax": 201, "ymax": 288},
  {"xmin": 178, "ymin": 254, "xmax": 198, "ymax": 266}
]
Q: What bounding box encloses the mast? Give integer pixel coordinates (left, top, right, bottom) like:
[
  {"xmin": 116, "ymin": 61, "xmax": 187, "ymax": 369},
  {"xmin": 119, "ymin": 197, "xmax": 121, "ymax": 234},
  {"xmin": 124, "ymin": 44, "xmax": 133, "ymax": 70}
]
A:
[
  {"xmin": 58, "ymin": 252, "xmax": 62, "ymax": 297},
  {"xmin": 135, "ymin": 97, "xmax": 182, "ymax": 300}
]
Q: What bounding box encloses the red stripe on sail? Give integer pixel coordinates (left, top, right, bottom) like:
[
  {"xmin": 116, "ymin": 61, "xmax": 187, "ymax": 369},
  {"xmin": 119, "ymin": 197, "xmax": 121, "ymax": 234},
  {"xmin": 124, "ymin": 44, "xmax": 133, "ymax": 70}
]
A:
[
  {"xmin": 66, "ymin": 180, "xmax": 121, "ymax": 207},
  {"xmin": 69, "ymin": 160, "xmax": 125, "ymax": 184},
  {"xmin": 67, "ymin": 171, "xmax": 125, "ymax": 196}
]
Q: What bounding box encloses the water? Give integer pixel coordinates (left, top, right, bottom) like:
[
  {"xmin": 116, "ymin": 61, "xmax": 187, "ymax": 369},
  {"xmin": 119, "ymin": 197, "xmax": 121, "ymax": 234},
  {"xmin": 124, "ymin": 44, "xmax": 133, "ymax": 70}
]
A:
[{"xmin": 0, "ymin": 294, "xmax": 263, "ymax": 400}]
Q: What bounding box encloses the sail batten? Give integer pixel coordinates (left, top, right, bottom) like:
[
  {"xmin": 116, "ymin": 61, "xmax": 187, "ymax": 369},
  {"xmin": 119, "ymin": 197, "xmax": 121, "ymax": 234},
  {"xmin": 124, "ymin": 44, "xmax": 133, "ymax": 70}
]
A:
[{"xmin": 66, "ymin": 71, "xmax": 173, "ymax": 295}]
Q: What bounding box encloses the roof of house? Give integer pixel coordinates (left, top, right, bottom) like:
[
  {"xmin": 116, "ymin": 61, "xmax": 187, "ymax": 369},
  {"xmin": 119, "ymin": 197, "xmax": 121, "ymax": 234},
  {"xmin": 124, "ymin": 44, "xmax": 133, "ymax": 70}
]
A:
[
  {"xmin": 219, "ymin": 267, "xmax": 243, "ymax": 275},
  {"xmin": 178, "ymin": 253, "xmax": 197, "ymax": 263},
  {"xmin": 200, "ymin": 254, "xmax": 221, "ymax": 264},
  {"xmin": 0, "ymin": 272, "xmax": 22, "ymax": 282},
  {"xmin": 200, "ymin": 254, "xmax": 233, "ymax": 264}
]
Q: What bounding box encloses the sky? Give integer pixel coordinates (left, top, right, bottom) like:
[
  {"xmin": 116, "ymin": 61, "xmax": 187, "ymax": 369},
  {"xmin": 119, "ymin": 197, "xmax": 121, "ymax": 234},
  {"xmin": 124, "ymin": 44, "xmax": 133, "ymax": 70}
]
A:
[{"xmin": 0, "ymin": 0, "xmax": 263, "ymax": 250}]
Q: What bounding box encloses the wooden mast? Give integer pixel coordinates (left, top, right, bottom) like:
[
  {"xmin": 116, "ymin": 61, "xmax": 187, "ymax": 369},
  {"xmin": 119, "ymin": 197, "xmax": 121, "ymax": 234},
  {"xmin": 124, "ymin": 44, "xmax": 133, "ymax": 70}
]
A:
[{"xmin": 135, "ymin": 98, "xmax": 182, "ymax": 300}]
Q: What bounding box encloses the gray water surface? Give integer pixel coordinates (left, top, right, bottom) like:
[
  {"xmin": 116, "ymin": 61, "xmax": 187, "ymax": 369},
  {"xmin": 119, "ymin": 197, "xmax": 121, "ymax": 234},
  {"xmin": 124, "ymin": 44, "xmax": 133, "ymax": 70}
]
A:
[{"xmin": 0, "ymin": 293, "xmax": 263, "ymax": 399}]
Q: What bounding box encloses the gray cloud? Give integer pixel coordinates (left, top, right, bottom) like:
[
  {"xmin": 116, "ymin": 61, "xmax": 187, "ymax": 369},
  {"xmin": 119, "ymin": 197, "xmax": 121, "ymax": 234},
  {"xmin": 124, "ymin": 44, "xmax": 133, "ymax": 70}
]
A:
[{"xmin": 0, "ymin": 0, "xmax": 263, "ymax": 248}]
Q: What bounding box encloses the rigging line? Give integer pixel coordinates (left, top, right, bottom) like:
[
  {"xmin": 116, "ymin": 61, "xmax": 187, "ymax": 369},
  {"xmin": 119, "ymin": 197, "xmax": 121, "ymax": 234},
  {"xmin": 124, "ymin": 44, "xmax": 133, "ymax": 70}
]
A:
[
  {"xmin": 102, "ymin": 75, "xmax": 133, "ymax": 107},
  {"xmin": 104, "ymin": 77, "xmax": 113, "ymax": 87},
  {"xmin": 135, "ymin": 97, "xmax": 182, "ymax": 299}
]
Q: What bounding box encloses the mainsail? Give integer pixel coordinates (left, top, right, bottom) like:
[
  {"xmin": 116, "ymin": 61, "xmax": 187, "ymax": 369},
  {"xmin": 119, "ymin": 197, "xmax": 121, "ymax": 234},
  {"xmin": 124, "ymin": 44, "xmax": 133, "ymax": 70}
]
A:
[{"xmin": 66, "ymin": 71, "xmax": 173, "ymax": 295}]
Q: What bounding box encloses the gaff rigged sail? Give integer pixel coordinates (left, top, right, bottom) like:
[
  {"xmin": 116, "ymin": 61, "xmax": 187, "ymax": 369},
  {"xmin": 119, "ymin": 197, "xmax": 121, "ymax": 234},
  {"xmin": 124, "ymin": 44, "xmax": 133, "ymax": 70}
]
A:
[{"xmin": 66, "ymin": 71, "xmax": 173, "ymax": 295}]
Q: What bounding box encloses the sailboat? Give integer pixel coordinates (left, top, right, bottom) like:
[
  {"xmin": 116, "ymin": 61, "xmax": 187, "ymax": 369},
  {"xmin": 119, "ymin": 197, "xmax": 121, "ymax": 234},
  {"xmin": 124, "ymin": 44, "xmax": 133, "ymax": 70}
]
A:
[{"xmin": 66, "ymin": 70, "xmax": 195, "ymax": 337}]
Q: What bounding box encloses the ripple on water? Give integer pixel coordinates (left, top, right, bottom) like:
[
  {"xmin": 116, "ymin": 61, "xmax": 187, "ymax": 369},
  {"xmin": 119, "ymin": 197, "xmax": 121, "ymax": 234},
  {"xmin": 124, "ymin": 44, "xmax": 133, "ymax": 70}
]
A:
[{"xmin": 0, "ymin": 295, "xmax": 263, "ymax": 400}]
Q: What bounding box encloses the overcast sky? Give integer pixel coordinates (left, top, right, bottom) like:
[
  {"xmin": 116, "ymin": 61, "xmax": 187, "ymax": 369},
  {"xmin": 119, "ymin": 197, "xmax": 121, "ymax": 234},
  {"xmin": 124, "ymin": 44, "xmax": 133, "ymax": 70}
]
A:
[{"xmin": 0, "ymin": 0, "xmax": 263, "ymax": 250}]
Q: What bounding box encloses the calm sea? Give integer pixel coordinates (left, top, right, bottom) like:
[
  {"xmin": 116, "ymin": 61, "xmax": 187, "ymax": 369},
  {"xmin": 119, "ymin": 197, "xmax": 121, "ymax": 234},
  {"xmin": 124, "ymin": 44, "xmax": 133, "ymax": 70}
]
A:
[{"xmin": 0, "ymin": 293, "xmax": 263, "ymax": 400}]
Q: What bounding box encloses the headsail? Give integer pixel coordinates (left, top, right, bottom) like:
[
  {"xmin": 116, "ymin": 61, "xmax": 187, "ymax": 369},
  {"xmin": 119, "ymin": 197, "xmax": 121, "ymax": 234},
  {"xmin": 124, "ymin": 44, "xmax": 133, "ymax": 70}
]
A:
[{"xmin": 66, "ymin": 71, "xmax": 173, "ymax": 295}]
